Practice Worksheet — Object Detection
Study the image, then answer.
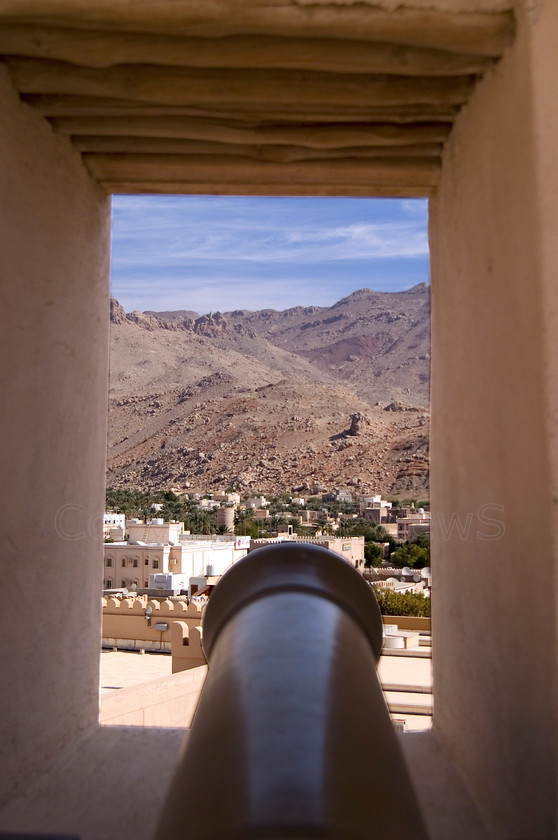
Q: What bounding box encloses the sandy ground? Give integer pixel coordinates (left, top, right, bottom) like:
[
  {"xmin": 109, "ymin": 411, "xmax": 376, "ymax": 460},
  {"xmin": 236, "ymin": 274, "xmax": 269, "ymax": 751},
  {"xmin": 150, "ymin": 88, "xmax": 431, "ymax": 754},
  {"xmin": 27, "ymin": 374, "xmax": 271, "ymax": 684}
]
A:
[{"xmin": 100, "ymin": 648, "xmax": 173, "ymax": 693}]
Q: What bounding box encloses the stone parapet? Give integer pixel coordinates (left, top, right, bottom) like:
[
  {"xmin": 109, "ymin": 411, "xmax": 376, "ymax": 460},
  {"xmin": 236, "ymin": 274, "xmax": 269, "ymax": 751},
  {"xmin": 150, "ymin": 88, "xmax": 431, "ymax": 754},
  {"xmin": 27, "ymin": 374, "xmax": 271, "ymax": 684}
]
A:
[{"xmin": 101, "ymin": 595, "xmax": 205, "ymax": 652}]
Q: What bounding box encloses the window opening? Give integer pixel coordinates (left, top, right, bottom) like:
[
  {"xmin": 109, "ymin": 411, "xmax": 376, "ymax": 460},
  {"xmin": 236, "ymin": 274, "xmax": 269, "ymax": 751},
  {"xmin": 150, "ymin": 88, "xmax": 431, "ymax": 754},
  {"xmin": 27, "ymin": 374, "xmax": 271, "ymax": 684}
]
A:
[{"xmin": 103, "ymin": 195, "xmax": 431, "ymax": 732}]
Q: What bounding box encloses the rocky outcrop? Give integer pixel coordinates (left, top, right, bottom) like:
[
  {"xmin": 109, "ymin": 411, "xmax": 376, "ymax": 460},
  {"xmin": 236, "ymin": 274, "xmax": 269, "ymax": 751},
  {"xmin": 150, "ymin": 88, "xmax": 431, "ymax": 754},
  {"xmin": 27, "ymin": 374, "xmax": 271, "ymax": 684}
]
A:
[
  {"xmin": 348, "ymin": 413, "xmax": 364, "ymax": 436},
  {"xmin": 125, "ymin": 310, "xmax": 161, "ymax": 331},
  {"xmin": 110, "ymin": 297, "xmax": 126, "ymax": 324},
  {"xmin": 110, "ymin": 297, "xmax": 160, "ymax": 330}
]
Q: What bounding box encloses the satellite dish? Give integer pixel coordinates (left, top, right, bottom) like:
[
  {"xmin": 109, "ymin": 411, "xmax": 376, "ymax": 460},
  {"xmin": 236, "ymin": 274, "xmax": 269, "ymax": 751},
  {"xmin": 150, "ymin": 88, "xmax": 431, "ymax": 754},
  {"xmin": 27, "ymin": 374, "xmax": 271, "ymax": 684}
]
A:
[
  {"xmin": 421, "ymin": 567, "xmax": 431, "ymax": 578},
  {"xmin": 402, "ymin": 566, "xmax": 412, "ymax": 577},
  {"xmin": 145, "ymin": 605, "xmax": 153, "ymax": 617},
  {"xmin": 413, "ymin": 574, "xmax": 421, "ymax": 582}
]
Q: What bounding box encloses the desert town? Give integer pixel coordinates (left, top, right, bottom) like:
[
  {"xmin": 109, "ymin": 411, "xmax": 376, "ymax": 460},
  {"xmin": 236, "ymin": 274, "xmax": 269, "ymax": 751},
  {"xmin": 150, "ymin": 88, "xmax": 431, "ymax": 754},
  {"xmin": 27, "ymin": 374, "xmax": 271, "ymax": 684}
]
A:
[{"xmin": 100, "ymin": 488, "xmax": 432, "ymax": 732}]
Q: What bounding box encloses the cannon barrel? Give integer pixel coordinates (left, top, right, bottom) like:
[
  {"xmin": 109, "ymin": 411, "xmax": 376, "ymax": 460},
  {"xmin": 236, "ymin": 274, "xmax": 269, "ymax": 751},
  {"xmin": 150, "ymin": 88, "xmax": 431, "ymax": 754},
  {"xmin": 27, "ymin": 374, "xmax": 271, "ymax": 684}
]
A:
[{"xmin": 154, "ymin": 542, "xmax": 429, "ymax": 840}]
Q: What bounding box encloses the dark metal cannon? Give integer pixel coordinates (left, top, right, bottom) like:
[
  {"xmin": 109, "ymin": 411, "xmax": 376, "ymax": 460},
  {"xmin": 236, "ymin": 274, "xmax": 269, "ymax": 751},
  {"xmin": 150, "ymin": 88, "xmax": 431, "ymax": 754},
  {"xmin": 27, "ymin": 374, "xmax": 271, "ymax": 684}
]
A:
[{"xmin": 154, "ymin": 542, "xmax": 429, "ymax": 840}]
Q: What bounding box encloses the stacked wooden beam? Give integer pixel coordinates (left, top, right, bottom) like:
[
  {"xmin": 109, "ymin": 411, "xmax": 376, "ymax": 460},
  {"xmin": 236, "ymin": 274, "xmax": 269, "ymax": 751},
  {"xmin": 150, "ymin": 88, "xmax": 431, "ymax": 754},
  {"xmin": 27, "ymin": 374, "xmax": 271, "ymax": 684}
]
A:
[{"xmin": 0, "ymin": 3, "xmax": 515, "ymax": 195}]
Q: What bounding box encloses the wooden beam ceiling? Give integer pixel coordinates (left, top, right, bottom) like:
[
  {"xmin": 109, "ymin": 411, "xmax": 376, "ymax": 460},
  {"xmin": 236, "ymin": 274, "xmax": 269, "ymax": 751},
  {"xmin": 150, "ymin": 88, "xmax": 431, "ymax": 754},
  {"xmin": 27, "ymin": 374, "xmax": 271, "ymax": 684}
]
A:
[{"xmin": 0, "ymin": 4, "xmax": 515, "ymax": 196}]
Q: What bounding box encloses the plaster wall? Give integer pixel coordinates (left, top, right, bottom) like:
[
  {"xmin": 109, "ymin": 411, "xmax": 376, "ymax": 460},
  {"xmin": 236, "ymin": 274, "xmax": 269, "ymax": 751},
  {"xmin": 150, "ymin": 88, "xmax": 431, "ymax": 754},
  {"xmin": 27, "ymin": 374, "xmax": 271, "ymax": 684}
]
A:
[
  {"xmin": 381, "ymin": 616, "xmax": 431, "ymax": 632},
  {"xmin": 127, "ymin": 521, "xmax": 184, "ymax": 544},
  {"xmin": 0, "ymin": 66, "xmax": 110, "ymax": 808},
  {"xmin": 429, "ymin": 0, "xmax": 557, "ymax": 835},
  {"xmin": 170, "ymin": 621, "xmax": 206, "ymax": 673},
  {"xmin": 530, "ymin": 7, "xmax": 558, "ymax": 828},
  {"xmin": 100, "ymin": 665, "xmax": 207, "ymax": 727},
  {"xmin": 102, "ymin": 595, "xmax": 204, "ymax": 650}
]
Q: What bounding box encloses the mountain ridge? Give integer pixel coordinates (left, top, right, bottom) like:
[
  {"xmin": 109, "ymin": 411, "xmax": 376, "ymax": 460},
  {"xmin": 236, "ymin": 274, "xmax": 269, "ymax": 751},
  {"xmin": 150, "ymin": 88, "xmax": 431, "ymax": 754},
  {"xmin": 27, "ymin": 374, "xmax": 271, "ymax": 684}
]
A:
[{"xmin": 107, "ymin": 284, "xmax": 430, "ymax": 496}]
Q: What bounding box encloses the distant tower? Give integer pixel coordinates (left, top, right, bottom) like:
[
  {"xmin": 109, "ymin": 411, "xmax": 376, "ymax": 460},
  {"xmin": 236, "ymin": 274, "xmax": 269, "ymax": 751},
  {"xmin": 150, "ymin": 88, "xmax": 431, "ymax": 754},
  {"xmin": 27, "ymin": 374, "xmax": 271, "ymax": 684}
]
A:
[{"xmin": 216, "ymin": 506, "xmax": 235, "ymax": 533}]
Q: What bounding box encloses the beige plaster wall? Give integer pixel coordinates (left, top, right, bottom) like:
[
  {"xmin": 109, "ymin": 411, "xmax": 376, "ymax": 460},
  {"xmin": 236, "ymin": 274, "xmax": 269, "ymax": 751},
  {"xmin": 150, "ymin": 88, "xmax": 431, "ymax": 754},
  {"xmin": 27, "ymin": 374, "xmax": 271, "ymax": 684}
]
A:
[
  {"xmin": 0, "ymin": 66, "xmax": 110, "ymax": 808},
  {"xmin": 170, "ymin": 621, "xmax": 206, "ymax": 673},
  {"xmin": 381, "ymin": 616, "xmax": 431, "ymax": 632},
  {"xmin": 101, "ymin": 666, "xmax": 207, "ymax": 727},
  {"xmin": 530, "ymin": 6, "xmax": 558, "ymax": 830},
  {"xmin": 429, "ymin": 0, "xmax": 557, "ymax": 835},
  {"xmin": 101, "ymin": 595, "xmax": 204, "ymax": 650}
]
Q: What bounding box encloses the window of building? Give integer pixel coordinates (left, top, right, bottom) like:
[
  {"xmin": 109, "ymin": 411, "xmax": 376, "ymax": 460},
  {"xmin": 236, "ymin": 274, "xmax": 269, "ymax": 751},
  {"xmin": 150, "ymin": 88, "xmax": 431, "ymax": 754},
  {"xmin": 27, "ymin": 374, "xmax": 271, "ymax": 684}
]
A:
[
  {"xmin": 153, "ymin": 560, "xmax": 159, "ymax": 569},
  {"xmin": 121, "ymin": 579, "xmax": 126, "ymax": 587},
  {"xmin": 133, "ymin": 558, "xmax": 138, "ymax": 567},
  {"xmin": 122, "ymin": 558, "xmax": 126, "ymax": 567},
  {"xmin": 106, "ymin": 558, "xmax": 112, "ymax": 567},
  {"xmin": 145, "ymin": 558, "xmax": 149, "ymax": 566},
  {"xmin": 106, "ymin": 580, "xmax": 112, "ymax": 589}
]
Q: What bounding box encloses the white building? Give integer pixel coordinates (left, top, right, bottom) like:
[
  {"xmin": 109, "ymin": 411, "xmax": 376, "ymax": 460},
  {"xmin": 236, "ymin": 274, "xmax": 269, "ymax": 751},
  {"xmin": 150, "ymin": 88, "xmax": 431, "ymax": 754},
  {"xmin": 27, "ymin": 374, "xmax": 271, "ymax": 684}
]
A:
[
  {"xmin": 212, "ymin": 491, "xmax": 241, "ymax": 505},
  {"xmin": 375, "ymin": 577, "xmax": 425, "ymax": 594},
  {"xmin": 198, "ymin": 498, "xmax": 220, "ymax": 510},
  {"xmin": 357, "ymin": 494, "xmax": 383, "ymax": 505},
  {"xmin": 127, "ymin": 518, "xmax": 185, "ymax": 545},
  {"xmin": 359, "ymin": 495, "xmax": 393, "ymax": 523},
  {"xmin": 103, "ymin": 512, "xmax": 126, "ymax": 540},
  {"xmin": 250, "ymin": 535, "xmax": 365, "ymax": 569},
  {"xmin": 245, "ymin": 495, "xmax": 268, "ymax": 509},
  {"xmin": 104, "ymin": 537, "xmax": 248, "ymax": 589},
  {"xmin": 104, "ymin": 512, "xmax": 125, "ymax": 529}
]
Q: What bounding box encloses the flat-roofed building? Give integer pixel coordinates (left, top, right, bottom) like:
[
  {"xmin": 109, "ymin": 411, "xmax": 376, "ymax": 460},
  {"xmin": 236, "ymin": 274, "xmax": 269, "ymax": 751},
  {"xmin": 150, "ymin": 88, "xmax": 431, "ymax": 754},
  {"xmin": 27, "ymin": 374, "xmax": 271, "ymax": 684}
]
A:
[
  {"xmin": 127, "ymin": 518, "xmax": 185, "ymax": 545},
  {"xmin": 397, "ymin": 514, "xmax": 431, "ymax": 542}
]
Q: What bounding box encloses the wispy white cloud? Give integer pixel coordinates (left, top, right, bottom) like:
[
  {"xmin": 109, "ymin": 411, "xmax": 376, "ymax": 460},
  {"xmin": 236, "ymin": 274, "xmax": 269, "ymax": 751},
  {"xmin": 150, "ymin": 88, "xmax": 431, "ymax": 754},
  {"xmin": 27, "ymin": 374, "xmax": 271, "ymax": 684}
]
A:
[
  {"xmin": 285, "ymin": 222, "xmax": 427, "ymax": 259},
  {"xmin": 110, "ymin": 196, "xmax": 429, "ymax": 313},
  {"xmin": 400, "ymin": 198, "xmax": 428, "ymax": 219}
]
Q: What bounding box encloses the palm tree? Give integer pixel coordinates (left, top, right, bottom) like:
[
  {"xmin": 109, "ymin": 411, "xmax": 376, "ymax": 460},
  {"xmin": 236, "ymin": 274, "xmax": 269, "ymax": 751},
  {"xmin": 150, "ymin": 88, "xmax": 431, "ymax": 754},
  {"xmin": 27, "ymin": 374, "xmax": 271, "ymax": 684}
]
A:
[
  {"xmin": 188, "ymin": 509, "xmax": 214, "ymax": 535},
  {"xmin": 268, "ymin": 514, "xmax": 286, "ymax": 533},
  {"xmin": 234, "ymin": 508, "xmax": 255, "ymax": 535}
]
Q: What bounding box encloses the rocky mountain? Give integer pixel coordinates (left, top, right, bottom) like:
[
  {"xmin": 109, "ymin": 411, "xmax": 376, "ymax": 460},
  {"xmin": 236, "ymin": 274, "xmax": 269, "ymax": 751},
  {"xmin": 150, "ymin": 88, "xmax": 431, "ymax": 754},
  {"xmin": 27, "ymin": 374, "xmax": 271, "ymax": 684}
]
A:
[{"xmin": 106, "ymin": 285, "xmax": 430, "ymax": 497}]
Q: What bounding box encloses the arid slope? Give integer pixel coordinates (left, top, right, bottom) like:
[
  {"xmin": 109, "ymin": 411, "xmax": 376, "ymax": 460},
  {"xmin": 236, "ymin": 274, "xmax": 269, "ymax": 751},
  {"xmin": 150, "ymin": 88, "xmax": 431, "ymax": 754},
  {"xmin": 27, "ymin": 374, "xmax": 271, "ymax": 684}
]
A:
[{"xmin": 107, "ymin": 285, "xmax": 430, "ymax": 496}]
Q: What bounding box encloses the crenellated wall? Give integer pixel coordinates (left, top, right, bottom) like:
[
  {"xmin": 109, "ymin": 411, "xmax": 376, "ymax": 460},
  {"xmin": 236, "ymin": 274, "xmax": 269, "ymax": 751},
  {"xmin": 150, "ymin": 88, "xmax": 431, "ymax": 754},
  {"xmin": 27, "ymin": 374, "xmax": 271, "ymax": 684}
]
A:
[
  {"xmin": 171, "ymin": 621, "xmax": 206, "ymax": 672},
  {"xmin": 101, "ymin": 596, "xmax": 205, "ymax": 652}
]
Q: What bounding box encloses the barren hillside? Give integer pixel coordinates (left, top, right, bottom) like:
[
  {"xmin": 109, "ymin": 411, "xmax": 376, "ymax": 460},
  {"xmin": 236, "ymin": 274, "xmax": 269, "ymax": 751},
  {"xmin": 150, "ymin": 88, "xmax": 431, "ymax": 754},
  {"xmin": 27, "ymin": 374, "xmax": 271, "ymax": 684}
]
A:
[{"xmin": 107, "ymin": 285, "xmax": 430, "ymax": 496}]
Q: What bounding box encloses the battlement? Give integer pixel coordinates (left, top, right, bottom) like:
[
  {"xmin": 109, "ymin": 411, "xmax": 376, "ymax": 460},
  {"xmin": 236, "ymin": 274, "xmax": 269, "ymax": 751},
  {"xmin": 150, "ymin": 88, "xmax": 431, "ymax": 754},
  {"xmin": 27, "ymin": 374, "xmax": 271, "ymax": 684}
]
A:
[
  {"xmin": 171, "ymin": 621, "xmax": 206, "ymax": 673},
  {"xmin": 101, "ymin": 594, "xmax": 205, "ymax": 653},
  {"xmin": 102, "ymin": 594, "xmax": 205, "ymax": 619}
]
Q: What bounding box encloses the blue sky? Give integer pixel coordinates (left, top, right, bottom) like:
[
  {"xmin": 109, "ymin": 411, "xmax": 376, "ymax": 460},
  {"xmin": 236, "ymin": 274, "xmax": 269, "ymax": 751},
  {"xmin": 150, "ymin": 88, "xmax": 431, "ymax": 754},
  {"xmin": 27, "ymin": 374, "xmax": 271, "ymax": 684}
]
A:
[{"xmin": 110, "ymin": 196, "xmax": 429, "ymax": 314}]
